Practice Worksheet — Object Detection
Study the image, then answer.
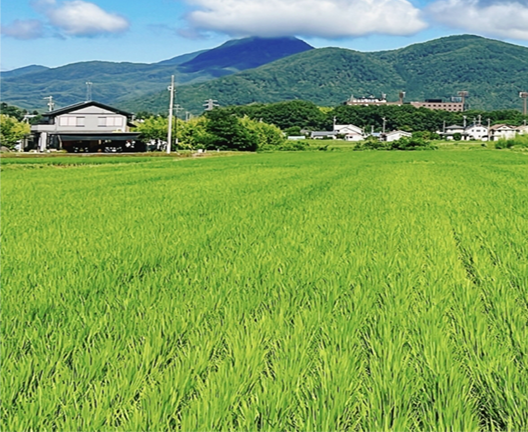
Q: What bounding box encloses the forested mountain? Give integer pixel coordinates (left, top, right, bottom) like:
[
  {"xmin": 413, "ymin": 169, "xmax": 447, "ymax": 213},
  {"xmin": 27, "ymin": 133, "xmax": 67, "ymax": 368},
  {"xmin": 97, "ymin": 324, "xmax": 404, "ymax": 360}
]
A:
[
  {"xmin": 1, "ymin": 37, "xmax": 313, "ymax": 110},
  {"xmin": 120, "ymin": 35, "xmax": 528, "ymax": 114}
]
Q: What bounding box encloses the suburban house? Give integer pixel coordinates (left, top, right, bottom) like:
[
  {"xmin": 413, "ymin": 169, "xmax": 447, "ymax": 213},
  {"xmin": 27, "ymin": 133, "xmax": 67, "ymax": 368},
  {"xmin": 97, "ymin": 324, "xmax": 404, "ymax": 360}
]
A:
[
  {"xmin": 515, "ymin": 124, "xmax": 528, "ymax": 135},
  {"xmin": 310, "ymin": 131, "xmax": 337, "ymax": 139},
  {"xmin": 440, "ymin": 125, "xmax": 465, "ymax": 140},
  {"xmin": 29, "ymin": 101, "xmax": 141, "ymax": 152},
  {"xmin": 489, "ymin": 124, "xmax": 517, "ymax": 141},
  {"xmin": 384, "ymin": 130, "xmax": 412, "ymax": 142},
  {"xmin": 464, "ymin": 124, "xmax": 488, "ymax": 141},
  {"xmin": 334, "ymin": 124, "xmax": 365, "ymax": 141},
  {"xmin": 439, "ymin": 124, "xmax": 488, "ymax": 141}
]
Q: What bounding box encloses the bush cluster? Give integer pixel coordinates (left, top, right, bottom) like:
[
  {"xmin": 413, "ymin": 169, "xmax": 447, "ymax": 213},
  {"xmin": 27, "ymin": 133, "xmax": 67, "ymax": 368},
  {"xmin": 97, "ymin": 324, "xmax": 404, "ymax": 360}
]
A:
[
  {"xmin": 354, "ymin": 136, "xmax": 437, "ymax": 151},
  {"xmin": 495, "ymin": 134, "xmax": 528, "ymax": 149}
]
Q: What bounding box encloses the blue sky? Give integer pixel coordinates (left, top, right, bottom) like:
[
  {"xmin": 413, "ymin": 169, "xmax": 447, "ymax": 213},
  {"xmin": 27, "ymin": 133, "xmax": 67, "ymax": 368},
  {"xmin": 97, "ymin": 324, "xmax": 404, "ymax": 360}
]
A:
[{"xmin": 2, "ymin": 0, "xmax": 528, "ymax": 71}]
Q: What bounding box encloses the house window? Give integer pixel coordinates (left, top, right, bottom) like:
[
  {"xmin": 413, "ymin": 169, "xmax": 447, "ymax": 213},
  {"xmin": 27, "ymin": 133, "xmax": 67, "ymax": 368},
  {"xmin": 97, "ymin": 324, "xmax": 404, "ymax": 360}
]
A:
[
  {"xmin": 98, "ymin": 116, "xmax": 123, "ymax": 127},
  {"xmin": 59, "ymin": 116, "xmax": 78, "ymax": 127},
  {"xmin": 59, "ymin": 116, "xmax": 84, "ymax": 126}
]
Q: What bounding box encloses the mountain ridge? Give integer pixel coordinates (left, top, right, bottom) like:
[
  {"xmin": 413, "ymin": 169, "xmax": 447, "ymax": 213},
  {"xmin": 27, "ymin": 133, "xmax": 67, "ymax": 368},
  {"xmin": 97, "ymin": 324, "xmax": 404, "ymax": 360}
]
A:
[
  {"xmin": 119, "ymin": 35, "xmax": 528, "ymax": 113},
  {"xmin": 1, "ymin": 36, "xmax": 312, "ymax": 110}
]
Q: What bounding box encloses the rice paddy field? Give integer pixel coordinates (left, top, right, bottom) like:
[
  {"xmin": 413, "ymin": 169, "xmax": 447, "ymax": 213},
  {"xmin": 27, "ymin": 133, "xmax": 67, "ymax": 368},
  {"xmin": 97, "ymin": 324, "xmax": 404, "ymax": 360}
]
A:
[{"xmin": 2, "ymin": 149, "xmax": 528, "ymax": 431}]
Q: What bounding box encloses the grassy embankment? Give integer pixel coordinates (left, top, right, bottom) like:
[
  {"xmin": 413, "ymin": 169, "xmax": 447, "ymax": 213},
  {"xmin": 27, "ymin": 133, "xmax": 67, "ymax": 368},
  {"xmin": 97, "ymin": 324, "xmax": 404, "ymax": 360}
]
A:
[{"xmin": 2, "ymin": 150, "xmax": 527, "ymax": 431}]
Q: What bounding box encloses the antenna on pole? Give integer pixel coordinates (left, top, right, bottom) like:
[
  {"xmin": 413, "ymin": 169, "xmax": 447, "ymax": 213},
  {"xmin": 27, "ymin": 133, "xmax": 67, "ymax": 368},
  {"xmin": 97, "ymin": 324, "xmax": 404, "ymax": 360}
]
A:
[
  {"xmin": 520, "ymin": 92, "xmax": 528, "ymax": 116},
  {"xmin": 85, "ymin": 82, "xmax": 93, "ymax": 101},
  {"xmin": 167, "ymin": 75, "xmax": 175, "ymax": 155},
  {"xmin": 43, "ymin": 96, "xmax": 55, "ymax": 111}
]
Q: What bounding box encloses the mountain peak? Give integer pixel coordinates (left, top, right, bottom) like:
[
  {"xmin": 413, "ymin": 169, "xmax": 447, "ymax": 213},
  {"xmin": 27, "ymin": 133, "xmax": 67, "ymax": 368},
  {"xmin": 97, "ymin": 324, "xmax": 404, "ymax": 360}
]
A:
[{"xmin": 179, "ymin": 36, "xmax": 314, "ymax": 74}]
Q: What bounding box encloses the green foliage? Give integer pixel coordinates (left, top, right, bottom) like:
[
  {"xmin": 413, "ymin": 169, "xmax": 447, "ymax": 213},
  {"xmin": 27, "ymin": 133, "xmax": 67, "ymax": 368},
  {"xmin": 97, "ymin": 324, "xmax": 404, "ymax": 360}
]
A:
[
  {"xmin": 495, "ymin": 134, "xmax": 528, "ymax": 149},
  {"xmin": 133, "ymin": 116, "xmax": 169, "ymax": 142},
  {"xmin": 123, "ymin": 35, "xmax": 528, "ymax": 114},
  {"xmin": 453, "ymin": 132, "xmax": 462, "ymax": 141},
  {"xmin": 0, "ymin": 114, "xmax": 30, "ymax": 149},
  {"xmin": 284, "ymin": 126, "xmax": 302, "ymax": 136},
  {"xmin": 390, "ymin": 137, "xmax": 438, "ymax": 150},
  {"xmin": 177, "ymin": 117, "xmax": 213, "ymax": 150},
  {"xmin": 2, "ymin": 151, "xmax": 528, "ymax": 430},
  {"xmin": 204, "ymin": 109, "xmax": 257, "ymax": 151},
  {"xmin": 239, "ymin": 116, "xmax": 286, "ymax": 150},
  {"xmin": 353, "ymin": 136, "xmax": 388, "ymax": 150},
  {"xmin": 0, "ymin": 102, "xmax": 27, "ymax": 121},
  {"xmin": 223, "ymin": 100, "xmax": 327, "ymax": 131},
  {"xmin": 354, "ymin": 135, "xmax": 437, "ymax": 151}
]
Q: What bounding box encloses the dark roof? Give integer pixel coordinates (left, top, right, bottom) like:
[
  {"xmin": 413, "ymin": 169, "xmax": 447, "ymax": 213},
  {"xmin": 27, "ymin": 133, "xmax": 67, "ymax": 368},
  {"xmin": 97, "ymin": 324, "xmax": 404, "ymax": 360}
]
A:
[{"xmin": 44, "ymin": 101, "xmax": 133, "ymax": 118}]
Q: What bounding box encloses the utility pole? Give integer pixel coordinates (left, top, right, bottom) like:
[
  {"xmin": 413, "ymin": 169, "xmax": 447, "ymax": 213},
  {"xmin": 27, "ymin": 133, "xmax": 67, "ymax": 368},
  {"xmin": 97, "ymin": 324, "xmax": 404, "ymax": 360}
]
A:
[
  {"xmin": 382, "ymin": 117, "xmax": 387, "ymax": 134},
  {"xmin": 463, "ymin": 115, "xmax": 467, "ymax": 128},
  {"xmin": 477, "ymin": 114, "xmax": 482, "ymax": 126},
  {"xmin": 399, "ymin": 91, "xmax": 406, "ymax": 105},
  {"xmin": 167, "ymin": 75, "xmax": 175, "ymax": 154},
  {"xmin": 520, "ymin": 92, "xmax": 528, "ymax": 116},
  {"xmin": 458, "ymin": 91, "xmax": 469, "ymax": 111},
  {"xmin": 44, "ymin": 96, "xmax": 55, "ymax": 111},
  {"xmin": 174, "ymin": 104, "xmax": 183, "ymax": 149},
  {"xmin": 85, "ymin": 82, "xmax": 93, "ymax": 101},
  {"xmin": 203, "ymin": 98, "xmax": 219, "ymax": 111},
  {"xmin": 443, "ymin": 120, "xmax": 446, "ymax": 134}
]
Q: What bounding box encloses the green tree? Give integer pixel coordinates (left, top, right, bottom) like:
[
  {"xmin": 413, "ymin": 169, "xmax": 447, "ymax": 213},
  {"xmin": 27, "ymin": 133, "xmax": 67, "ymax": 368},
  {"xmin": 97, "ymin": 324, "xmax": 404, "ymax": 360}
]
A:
[
  {"xmin": 133, "ymin": 116, "xmax": 168, "ymax": 142},
  {"xmin": 178, "ymin": 117, "xmax": 213, "ymax": 149},
  {"xmin": 205, "ymin": 109, "xmax": 257, "ymax": 151},
  {"xmin": 0, "ymin": 115, "xmax": 30, "ymax": 149},
  {"xmin": 239, "ymin": 116, "xmax": 286, "ymax": 150}
]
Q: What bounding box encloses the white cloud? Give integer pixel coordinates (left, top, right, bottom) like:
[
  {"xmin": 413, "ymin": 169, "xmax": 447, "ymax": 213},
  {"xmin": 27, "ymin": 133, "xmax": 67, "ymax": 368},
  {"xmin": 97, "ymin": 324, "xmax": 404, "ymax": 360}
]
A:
[
  {"xmin": 1, "ymin": 0, "xmax": 130, "ymax": 38},
  {"xmin": 184, "ymin": 0, "xmax": 427, "ymax": 38},
  {"xmin": 1, "ymin": 19, "xmax": 45, "ymax": 40},
  {"xmin": 428, "ymin": 0, "xmax": 528, "ymax": 40},
  {"xmin": 42, "ymin": 0, "xmax": 129, "ymax": 36}
]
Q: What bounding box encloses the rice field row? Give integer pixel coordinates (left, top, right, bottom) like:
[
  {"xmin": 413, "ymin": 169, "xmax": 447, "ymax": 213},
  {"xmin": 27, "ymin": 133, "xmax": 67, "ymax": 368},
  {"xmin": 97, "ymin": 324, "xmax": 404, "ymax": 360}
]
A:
[{"xmin": 2, "ymin": 150, "xmax": 528, "ymax": 431}]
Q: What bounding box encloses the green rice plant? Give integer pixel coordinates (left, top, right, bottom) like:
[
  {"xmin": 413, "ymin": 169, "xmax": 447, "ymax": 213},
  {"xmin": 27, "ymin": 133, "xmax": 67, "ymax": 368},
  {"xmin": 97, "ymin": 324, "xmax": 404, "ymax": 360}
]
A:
[{"xmin": 2, "ymin": 150, "xmax": 528, "ymax": 431}]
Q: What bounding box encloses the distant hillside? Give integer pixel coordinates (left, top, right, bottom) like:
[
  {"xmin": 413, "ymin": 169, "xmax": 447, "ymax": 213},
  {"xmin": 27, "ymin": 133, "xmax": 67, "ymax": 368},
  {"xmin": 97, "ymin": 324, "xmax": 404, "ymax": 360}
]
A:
[
  {"xmin": 120, "ymin": 35, "xmax": 528, "ymax": 114},
  {"xmin": 180, "ymin": 37, "xmax": 313, "ymax": 74},
  {"xmin": 1, "ymin": 65, "xmax": 50, "ymax": 79},
  {"xmin": 0, "ymin": 37, "xmax": 313, "ymax": 111}
]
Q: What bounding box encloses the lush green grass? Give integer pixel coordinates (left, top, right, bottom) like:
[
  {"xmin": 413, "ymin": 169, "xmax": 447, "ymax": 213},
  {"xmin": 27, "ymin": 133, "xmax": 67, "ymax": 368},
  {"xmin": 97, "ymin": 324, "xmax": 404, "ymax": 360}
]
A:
[{"xmin": 2, "ymin": 151, "xmax": 528, "ymax": 431}]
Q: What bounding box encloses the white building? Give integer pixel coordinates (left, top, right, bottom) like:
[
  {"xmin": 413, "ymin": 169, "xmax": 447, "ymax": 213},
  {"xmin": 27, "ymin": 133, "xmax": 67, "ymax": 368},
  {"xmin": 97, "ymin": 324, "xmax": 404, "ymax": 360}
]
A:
[
  {"xmin": 489, "ymin": 124, "xmax": 517, "ymax": 141},
  {"xmin": 334, "ymin": 124, "xmax": 365, "ymax": 141},
  {"xmin": 385, "ymin": 130, "xmax": 412, "ymax": 142},
  {"xmin": 464, "ymin": 124, "xmax": 488, "ymax": 141}
]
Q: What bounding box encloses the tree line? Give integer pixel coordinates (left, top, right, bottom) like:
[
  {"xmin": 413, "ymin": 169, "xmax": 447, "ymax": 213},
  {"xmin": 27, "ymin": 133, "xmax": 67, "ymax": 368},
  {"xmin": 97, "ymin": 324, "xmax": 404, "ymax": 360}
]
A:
[{"xmin": 220, "ymin": 100, "xmax": 528, "ymax": 133}]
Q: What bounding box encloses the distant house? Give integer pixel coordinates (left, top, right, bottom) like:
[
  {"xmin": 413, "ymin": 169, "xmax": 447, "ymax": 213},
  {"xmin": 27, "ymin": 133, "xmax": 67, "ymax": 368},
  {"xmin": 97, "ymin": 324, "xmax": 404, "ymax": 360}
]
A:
[
  {"xmin": 464, "ymin": 124, "xmax": 488, "ymax": 141},
  {"xmin": 385, "ymin": 130, "xmax": 412, "ymax": 142},
  {"xmin": 334, "ymin": 124, "xmax": 364, "ymax": 141},
  {"xmin": 489, "ymin": 124, "xmax": 516, "ymax": 141},
  {"xmin": 310, "ymin": 131, "xmax": 336, "ymax": 139},
  {"xmin": 439, "ymin": 124, "xmax": 489, "ymax": 141},
  {"xmin": 441, "ymin": 125, "xmax": 465, "ymax": 140},
  {"xmin": 515, "ymin": 124, "xmax": 528, "ymax": 135},
  {"xmin": 29, "ymin": 101, "xmax": 140, "ymax": 152}
]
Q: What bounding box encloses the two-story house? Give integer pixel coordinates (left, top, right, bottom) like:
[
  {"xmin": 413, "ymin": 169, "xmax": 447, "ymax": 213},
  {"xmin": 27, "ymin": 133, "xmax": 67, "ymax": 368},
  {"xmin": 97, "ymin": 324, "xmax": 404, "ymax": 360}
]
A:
[{"xmin": 30, "ymin": 101, "xmax": 140, "ymax": 152}]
